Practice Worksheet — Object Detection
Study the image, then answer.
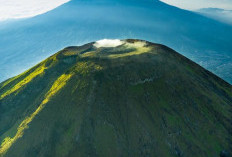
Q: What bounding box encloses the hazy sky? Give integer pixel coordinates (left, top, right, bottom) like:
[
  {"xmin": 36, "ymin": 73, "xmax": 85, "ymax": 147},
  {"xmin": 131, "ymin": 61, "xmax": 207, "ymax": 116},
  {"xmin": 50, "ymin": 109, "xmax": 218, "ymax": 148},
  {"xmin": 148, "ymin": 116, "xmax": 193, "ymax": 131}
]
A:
[
  {"xmin": 160, "ymin": 0, "xmax": 232, "ymax": 10},
  {"xmin": 0, "ymin": 0, "xmax": 70, "ymax": 21}
]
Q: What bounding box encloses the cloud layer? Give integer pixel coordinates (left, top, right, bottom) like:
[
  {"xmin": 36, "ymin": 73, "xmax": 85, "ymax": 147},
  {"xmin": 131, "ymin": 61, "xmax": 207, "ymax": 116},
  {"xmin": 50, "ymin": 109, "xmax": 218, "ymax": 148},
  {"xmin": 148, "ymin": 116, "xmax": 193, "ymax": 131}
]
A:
[
  {"xmin": 160, "ymin": 0, "xmax": 232, "ymax": 10},
  {"xmin": 0, "ymin": 0, "xmax": 70, "ymax": 21}
]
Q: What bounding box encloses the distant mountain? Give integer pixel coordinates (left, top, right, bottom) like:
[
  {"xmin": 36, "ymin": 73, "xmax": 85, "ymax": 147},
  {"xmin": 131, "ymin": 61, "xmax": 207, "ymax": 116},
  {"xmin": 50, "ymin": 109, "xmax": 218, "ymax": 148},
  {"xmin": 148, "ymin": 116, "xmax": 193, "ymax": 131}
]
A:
[
  {"xmin": 0, "ymin": 0, "xmax": 232, "ymax": 83},
  {"xmin": 0, "ymin": 39, "xmax": 231, "ymax": 157},
  {"xmin": 196, "ymin": 8, "xmax": 232, "ymax": 25}
]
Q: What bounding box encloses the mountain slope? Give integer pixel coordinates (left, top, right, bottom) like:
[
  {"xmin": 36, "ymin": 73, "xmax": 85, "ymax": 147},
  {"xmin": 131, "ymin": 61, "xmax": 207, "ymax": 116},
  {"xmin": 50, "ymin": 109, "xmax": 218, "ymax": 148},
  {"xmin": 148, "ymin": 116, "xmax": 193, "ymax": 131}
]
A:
[
  {"xmin": 0, "ymin": 39, "xmax": 231, "ymax": 157},
  {"xmin": 0, "ymin": 0, "xmax": 232, "ymax": 83}
]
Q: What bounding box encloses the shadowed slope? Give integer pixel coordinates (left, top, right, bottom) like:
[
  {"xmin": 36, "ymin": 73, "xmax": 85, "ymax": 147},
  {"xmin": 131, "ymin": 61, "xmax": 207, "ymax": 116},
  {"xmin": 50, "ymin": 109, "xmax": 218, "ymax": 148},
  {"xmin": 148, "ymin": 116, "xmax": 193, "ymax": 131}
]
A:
[{"xmin": 0, "ymin": 39, "xmax": 231, "ymax": 157}]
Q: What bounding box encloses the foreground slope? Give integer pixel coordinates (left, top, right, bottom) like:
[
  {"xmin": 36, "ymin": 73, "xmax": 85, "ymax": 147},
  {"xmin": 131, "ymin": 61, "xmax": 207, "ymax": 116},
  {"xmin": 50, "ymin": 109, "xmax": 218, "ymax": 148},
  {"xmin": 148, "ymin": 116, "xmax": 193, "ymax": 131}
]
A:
[
  {"xmin": 0, "ymin": 39, "xmax": 231, "ymax": 157},
  {"xmin": 0, "ymin": 0, "xmax": 232, "ymax": 83}
]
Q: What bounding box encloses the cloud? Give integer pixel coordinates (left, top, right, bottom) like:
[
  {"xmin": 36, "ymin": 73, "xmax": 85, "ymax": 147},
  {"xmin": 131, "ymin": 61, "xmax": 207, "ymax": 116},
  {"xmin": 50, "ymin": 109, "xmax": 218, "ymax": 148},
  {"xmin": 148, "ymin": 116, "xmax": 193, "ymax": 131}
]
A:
[
  {"xmin": 0, "ymin": 0, "xmax": 70, "ymax": 21},
  {"xmin": 94, "ymin": 39, "xmax": 125, "ymax": 48},
  {"xmin": 159, "ymin": 0, "xmax": 232, "ymax": 10}
]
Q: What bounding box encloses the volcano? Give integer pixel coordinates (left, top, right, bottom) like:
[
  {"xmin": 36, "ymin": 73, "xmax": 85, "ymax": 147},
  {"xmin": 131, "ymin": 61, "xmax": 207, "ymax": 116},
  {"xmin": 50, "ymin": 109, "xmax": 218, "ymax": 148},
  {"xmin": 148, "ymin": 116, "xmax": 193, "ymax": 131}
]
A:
[
  {"xmin": 0, "ymin": 0, "xmax": 232, "ymax": 83},
  {"xmin": 0, "ymin": 39, "xmax": 231, "ymax": 157}
]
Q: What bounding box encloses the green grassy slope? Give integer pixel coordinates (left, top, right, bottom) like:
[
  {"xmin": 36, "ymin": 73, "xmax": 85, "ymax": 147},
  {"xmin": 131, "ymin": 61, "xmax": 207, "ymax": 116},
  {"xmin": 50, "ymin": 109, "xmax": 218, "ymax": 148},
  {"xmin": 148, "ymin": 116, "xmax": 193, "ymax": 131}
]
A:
[{"xmin": 0, "ymin": 39, "xmax": 231, "ymax": 157}]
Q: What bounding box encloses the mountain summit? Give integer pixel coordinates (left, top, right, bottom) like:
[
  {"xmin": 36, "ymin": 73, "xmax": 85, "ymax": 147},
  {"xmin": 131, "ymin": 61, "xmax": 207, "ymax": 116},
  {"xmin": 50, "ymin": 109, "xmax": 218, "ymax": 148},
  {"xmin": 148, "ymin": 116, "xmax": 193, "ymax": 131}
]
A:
[{"xmin": 0, "ymin": 39, "xmax": 231, "ymax": 157}]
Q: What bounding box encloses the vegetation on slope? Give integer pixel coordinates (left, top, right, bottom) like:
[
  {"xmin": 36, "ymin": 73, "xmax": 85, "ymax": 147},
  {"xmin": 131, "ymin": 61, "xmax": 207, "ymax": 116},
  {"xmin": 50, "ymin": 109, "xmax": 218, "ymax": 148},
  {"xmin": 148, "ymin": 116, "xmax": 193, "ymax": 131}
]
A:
[{"xmin": 0, "ymin": 39, "xmax": 231, "ymax": 157}]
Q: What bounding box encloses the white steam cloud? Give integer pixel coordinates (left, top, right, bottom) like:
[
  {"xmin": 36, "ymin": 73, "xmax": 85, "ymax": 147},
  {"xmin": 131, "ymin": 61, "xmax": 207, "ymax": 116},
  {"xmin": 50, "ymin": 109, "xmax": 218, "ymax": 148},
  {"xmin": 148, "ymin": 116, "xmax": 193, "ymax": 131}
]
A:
[{"xmin": 94, "ymin": 39, "xmax": 125, "ymax": 48}]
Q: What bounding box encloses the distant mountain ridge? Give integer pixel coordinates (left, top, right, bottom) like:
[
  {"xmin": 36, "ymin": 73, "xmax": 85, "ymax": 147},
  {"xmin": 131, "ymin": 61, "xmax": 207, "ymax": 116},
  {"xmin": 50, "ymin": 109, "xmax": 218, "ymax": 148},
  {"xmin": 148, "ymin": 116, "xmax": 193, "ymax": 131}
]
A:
[
  {"xmin": 0, "ymin": 39, "xmax": 231, "ymax": 157},
  {"xmin": 0, "ymin": 0, "xmax": 232, "ymax": 83},
  {"xmin": 196, "ymin": 8, "xmax": 232, "ymax": 25}
]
